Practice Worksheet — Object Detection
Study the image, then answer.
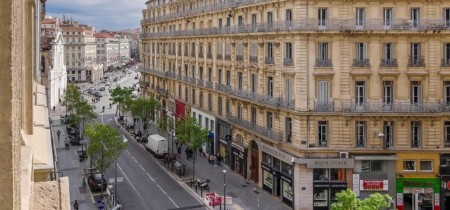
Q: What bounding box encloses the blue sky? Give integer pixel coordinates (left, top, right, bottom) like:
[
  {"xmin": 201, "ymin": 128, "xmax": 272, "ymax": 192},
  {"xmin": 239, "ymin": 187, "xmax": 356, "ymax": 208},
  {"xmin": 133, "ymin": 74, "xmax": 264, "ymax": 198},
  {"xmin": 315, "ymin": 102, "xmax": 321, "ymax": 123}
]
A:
[{"xmin": 46, "ymin": 0, "xmax": 145, "ymax": 30}]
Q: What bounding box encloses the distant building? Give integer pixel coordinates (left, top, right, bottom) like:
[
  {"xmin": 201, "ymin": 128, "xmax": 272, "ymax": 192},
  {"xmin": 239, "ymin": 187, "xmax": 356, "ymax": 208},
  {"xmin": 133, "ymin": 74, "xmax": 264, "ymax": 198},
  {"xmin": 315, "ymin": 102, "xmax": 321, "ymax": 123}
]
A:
[
  {"xmin": 61, "ymin": 21, "xmax": 103, "ymax": 83},
  {"xmin": 118, "ymin": 35, "xmax": 131, "ymax": 62},
  {"xmin": 95, "ymin": 32, "xmax": 119, "ymax": 72},
  {"xmin": 41, "ymin": 17, "xmax": 67, "ymax": 109}
]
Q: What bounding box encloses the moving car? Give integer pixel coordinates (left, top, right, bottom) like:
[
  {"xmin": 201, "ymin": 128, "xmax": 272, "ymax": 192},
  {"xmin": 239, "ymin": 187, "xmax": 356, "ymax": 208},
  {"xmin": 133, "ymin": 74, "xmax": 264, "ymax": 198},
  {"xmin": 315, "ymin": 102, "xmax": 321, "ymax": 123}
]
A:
[{"xmin": 87, "ymin": 173, "xmax": 107, "ymax": 191}]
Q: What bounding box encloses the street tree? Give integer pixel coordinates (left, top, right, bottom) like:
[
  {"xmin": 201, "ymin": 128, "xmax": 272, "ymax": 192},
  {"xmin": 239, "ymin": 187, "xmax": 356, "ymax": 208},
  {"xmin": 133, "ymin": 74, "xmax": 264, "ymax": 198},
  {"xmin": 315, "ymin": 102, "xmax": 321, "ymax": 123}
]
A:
[
  {"xmin": 85, "ymin": 123, "xmax": 127, "ymax": 197},
  {"xmin": 129, "ymin": 96, "xmax": 159, "ymax": 135},
  {"xmin": 331, "ymin": 189, "xmax": 391, "ymax": 210},
  {"xmin": 110, "ymin": 86, "xmax": 133, "ymax": 117},
  {"xmin": 62, "ymin": 84, "xmax": 82, "ymax": 115},
  {"xmin": 75, "ymin": 99, "xmax": 97, "ymax": 138},
  {"xmin": 175, "ymin": 116, "xmax": 209, "ymax": 185}
]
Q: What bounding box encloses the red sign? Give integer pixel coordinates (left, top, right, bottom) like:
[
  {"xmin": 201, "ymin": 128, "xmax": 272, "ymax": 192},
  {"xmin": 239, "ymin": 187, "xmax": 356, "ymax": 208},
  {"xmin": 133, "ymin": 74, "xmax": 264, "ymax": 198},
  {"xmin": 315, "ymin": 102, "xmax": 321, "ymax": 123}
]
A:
[
  {"xmin": 360, "ymin": 180, "xmax": 388, "ymax": 191},
  {"xmin": 175, "ymin": 100, "xmax": 185, "ymax": 119}
]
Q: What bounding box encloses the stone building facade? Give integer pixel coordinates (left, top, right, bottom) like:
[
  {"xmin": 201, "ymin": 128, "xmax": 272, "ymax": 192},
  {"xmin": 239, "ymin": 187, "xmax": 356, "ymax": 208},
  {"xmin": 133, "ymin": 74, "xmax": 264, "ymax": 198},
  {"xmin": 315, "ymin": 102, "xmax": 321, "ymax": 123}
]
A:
[
  {"xmin": 140, "ymin": 0, "xmax": 450, "ymax": 209},
  {"xmin": 0, "ymin": 0, "xmax": 70, "ymax": 209}
]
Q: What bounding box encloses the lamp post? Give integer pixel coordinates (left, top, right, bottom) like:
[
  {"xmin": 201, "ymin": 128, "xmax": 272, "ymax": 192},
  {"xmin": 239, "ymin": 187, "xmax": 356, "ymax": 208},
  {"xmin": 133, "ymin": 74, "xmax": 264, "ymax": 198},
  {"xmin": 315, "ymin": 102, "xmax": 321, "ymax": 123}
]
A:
[{"xmin": 222, "ymin": 169, "xmax": 227, "ymax": 210}]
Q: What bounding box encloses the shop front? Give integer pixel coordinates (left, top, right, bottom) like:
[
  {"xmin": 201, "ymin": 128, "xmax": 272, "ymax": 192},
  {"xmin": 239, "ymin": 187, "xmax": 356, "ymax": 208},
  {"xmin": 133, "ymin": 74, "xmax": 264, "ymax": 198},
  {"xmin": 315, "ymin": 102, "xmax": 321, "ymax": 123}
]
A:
[
  {"xmin": 191, "ymin": 108, "xmax": 215, "ymax": 154},
  {"xmin": 396, "ymin": 178, "xmax": 441, "ymax": 210},
  {"xmin": 259, "ymin": 141, "xmax": 294, "ymax": 207},
  {"xmin": 216, "ymin": 119, "xmax": 231, "ymax": 166},
  {"xmin": 230, "ymin": 135, "xmax": 246, "ymax": 177},
  {"xmin": 297, "ymin": 158, "xmax": 354, "ymax": 210},
  {"xmin": 440, "ymin": 154, "xmax": 450, "ymax": 209}
]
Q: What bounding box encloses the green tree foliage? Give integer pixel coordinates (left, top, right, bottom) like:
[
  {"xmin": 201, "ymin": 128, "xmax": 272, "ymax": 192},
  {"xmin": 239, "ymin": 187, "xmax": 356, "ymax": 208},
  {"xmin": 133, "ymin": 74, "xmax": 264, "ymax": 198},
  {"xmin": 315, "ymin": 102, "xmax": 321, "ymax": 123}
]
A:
[
  {"xmin": 62, "ymin": 84, "xmax": 82, "ymax": 114},
  {"xmin": 61, "ymin": 84, "xmax": 96, "ymax": 131},
  {"xmin": 331, "ymin": 189, "xmax": 391, "ymax": 210},
  {"xmin": 175, "ymin": 116, "xmax": 209, "ymax": 182},
  {"xmin": 110, "ymin": 86, "xmax": 133, "ymax": 117},
  {"xmin": 129, "ymin": 96, "xmax": 159, "ymax": 133}
]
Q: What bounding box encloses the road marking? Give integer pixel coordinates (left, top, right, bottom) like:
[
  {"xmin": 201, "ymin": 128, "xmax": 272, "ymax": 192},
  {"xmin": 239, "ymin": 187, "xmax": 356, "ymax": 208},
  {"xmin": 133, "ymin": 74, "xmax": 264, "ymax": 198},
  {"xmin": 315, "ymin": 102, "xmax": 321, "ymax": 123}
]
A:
[
  {"xmin": 125, "ymin": 150, "xmax": 138, "ymax": 163},
  {"xmin": 117, "ymin": 164, "xmax": 150, "ymax": 209},
  {"xmin": 145, "ymin": 173, "xmax": 179, "ymax": 208},
  {"xmin": 139, "ymin": 164, "xmax": 146, "ymax": 172}
]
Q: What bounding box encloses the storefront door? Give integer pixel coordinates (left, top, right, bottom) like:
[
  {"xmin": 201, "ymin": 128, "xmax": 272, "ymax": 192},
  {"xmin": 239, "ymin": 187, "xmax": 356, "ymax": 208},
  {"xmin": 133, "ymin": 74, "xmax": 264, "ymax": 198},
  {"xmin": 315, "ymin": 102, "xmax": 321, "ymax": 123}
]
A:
[
  {"xmin": 250, "ymin": 141, "xmax": 259, "ymax": 183},
  {"xmin": 404, "ymin": 193, "xmax": 433, "ymax": 210}
]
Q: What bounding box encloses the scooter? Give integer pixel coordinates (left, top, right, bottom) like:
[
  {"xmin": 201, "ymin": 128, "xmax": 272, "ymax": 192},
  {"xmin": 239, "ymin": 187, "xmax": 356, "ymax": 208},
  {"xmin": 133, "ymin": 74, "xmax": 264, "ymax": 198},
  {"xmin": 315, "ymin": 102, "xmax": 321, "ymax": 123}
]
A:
[{"xmin": 196, "ymin": 178, "xmax": 210, "ymax": 191}]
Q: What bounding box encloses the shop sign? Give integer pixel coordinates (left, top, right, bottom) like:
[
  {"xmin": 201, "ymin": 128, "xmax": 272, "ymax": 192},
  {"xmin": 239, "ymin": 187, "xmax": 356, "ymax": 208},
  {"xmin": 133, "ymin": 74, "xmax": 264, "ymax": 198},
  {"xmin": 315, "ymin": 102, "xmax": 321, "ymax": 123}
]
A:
[
  {"xmin": 258, "ymin": 141, "xmax": 293, "ymax": 164},
  {"xmin": 360, "ymin": 180, "xmax": 388, "ymax": 191},
  {"xmin": 352, "ymin": 174, "xmax": 360, "ymax": 196},
  {"xmin": 300, "ymin": 158, "xmax": 355, "ymax": 168}
]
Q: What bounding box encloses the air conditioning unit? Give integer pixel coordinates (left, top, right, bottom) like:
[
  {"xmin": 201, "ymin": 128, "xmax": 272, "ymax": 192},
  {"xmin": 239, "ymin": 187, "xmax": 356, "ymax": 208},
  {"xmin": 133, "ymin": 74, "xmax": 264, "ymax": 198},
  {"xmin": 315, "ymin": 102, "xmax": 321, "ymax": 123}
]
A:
[{"xmin": 339, "ymin": 152, "xmax": 349, "ymax": 159}]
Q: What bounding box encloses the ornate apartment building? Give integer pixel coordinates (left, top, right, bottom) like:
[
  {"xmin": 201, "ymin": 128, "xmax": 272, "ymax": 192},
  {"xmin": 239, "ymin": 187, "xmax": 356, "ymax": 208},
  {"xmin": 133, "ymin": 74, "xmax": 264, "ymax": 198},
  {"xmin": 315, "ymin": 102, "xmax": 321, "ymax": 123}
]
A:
[
  {"xmin": 140, "ymin": 0, "xmax": 450, "ymax": 209},
  {"xmin": 61, "ymin": 21, "xmax": 103, "ymax": 83}
]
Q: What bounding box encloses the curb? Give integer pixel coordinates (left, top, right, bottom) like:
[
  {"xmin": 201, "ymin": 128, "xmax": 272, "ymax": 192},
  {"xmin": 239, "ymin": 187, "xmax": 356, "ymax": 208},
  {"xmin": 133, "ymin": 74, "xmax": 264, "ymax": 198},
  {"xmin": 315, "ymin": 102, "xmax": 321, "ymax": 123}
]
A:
[{"xmin": 113, "ymin": 117, "xmax": 211, "ymax": 209}]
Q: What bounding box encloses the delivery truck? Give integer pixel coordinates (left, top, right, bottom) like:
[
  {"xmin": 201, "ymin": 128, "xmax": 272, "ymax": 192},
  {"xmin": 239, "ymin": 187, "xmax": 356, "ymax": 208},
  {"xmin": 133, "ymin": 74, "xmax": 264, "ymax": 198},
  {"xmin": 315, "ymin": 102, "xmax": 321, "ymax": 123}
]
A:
[{"xmin": 145, "ymin": 134, "xmax": 168, "ymax": 158}]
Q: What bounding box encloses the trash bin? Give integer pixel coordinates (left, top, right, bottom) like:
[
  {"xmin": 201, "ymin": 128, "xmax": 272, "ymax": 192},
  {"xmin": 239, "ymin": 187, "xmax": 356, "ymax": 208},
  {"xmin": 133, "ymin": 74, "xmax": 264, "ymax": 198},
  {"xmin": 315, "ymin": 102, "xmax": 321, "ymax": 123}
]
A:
[{"xmin": 174, "ymin": 161, "xmax": 185, "ymax": 176}]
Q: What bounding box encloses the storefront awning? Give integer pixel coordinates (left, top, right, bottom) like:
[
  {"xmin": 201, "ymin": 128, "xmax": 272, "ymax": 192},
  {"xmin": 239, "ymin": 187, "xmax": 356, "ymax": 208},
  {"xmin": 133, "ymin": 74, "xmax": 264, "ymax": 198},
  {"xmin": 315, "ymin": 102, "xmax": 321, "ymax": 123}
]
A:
[{"xmin": 354, "ymin": 155, "xmax": 398, "ymax": 160}]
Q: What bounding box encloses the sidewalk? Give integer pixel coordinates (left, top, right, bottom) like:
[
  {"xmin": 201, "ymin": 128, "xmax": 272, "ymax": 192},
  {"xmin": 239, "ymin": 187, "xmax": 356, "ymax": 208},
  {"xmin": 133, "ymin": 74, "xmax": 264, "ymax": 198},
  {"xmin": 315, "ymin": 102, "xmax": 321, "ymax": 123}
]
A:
[{"xmin": 119, "ymin": 117, "xmax": 291, "ymax": 210}]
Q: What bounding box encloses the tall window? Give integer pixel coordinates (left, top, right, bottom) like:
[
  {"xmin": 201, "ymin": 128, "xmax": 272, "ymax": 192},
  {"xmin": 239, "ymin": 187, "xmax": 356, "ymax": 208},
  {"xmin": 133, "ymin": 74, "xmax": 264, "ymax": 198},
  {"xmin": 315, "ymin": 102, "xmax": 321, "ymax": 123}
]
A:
[
  {"xmin": 355, "ymin": 8, "xmax": 365, "ymax": 28},
  {"xmin": 226, "ymin": 99, "xmax": 230, "ymax": 114},
  {"xmin": 251, "ymin": 107, "xmax": 257, "ymax": 124},
  {"xmin": 355, "ymin": 81, "xmax": 366, "ymax": 108},
  {"xmin": 317, "ymin": 81, "xmax": 329, "ymax": 110},
  {"xmin": 444, "ymin": 81, "xmax": 450, "ymax": 106},
  {"xmin": 218, "ymin": 97, "xmax": 222, "ymax": 115},
  {"xmin": 445, "ymin": 9, "xmax": 450, "ymax": 27},
  {"xmin": 411, "ymin": 121, "xmax": 422, "ymax": 148},
  {"xmin": 266, "ymin": 112, "xmax": 273, "ymax": 129},
  {"xmin": 218, "ymin": 18, "xmax": 222, "ymax": 28},
  {"xmin": 356, "ymin": 121, "xmax": 366, "ymax": 147},
  {"xmin": 266, "ymin": 42, "xmax": 273, "ymax": 63},
  {"xmin": 284, "ymin": 43, "xmax": 293, "ymax": 65},
  {"xmin": 208, "ymin": 68, "xmax": 212, "ymax": 81},
  {"xmin": 218, "ymin": 69, "xmax": 222, "ymax": 84},
  {"xmin": 382, "ymin": 43, "xmax": 395, "ymax": 66},
  {"xmin": 383, "ymin": 8, "xmax": 392, "ymax": 27},
  {"xmin": 237, "ymin": 104, "xmax": 243, "ymax": 119},
  {"xmin": 251, "ymin": 14, "xmax": 257, "ymax": 29},
  {"xmin": 237, "ymin": 72, "xmax": 243, "ymax": 90},
  {"xmin": 318, "ymin": 42, "xmax": 329, "ymax": 60},
  {"xmin": 444, "ymin": 43, "xmax": 450, "ymax": 66},
  {"xmin": 208, "ymin": 93, "xmax": 212, "ymax": 111},
  {"xmin": 199, "ymin": 67, "xmax": 203, "ymax": 80},
  {"xmin": 382, "ymin": 81, "xmax": 393, "ymax": 109},
  {"xmin": 383, "ymin": 121, "xmax": 394, "ymax": 148},
  {"xmin": 410, "ymin": 43, "xmax": 422, "ymax": 66},
  {"xmin": 267, "ymin": 76, "xmax": 274, "ymax": 97},
  {"xmin": 199, "ymin": 91, "xmax": 203, "ymax": 107},
  {"xmin": 251, "ymin": 74, "xmax": 257, "ymax": 93},
  {"xmin": 192, "ymin": 89, "xmax": 196, "ymax": 105},
  {"xmin": 318, "ymin": 8, "xmax": 328, "ymax": 27},
  {"xmin": 285, "ymin": 117, "xmax": 292, "ymax": 143},
  {"xmin": 355, "ymin": 43, "xmax": 368, "ymax": 60},
  {"xmin": 444, "ymin": 121, "xmax": 450, "ymax": 146},
  {"xmin": 285, "ymin": 78, "xmax": 293, "ymax": 101},
  {"xmin": 267, "ymin": 12, "xmax": 273, "ymax": 29},
  {"xmin": 226, "ymin": 70, "xmax": 231, "ymax": 86},
  {"xmin": 411, "ymin": 8, "xmax": 420, "ymax": 28},
  {"xmin": 286, "ymin": 9, "xmax": 293, "ymax": 27},
  {"xmin": 318, "ymin": 121, "xmax": 328, "ymax": 147},
  {"xmin": 238, "ymin": 15, "xmax": 243, "ymax": 26},
  {"xmin": 410, "ymin": 81, "xmax": 422, "ymax": 106}
]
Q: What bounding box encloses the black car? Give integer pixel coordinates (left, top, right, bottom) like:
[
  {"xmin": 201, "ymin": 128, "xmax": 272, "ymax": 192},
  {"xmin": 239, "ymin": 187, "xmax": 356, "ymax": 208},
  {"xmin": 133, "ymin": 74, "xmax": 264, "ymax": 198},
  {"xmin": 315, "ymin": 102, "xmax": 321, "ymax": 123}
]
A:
[{"xmin": 87, "ymin": 173, "xmax": 107, "ymax": 191}]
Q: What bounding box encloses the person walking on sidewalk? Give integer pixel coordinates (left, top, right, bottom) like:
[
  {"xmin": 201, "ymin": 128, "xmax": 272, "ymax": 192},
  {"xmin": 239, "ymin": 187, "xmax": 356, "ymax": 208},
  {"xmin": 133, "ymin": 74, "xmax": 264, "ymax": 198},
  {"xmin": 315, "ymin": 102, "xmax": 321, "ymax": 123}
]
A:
[
  {"xmin": 216, "ymin": 153, "xmax": 222, "ymax": 166},
  {"xmin": 57, "ymin": 130, "xmax": 61, "ymax": 141},
  {"xmin": 73, "ymin": 200, "xmax": 79, "ymax": 210}
]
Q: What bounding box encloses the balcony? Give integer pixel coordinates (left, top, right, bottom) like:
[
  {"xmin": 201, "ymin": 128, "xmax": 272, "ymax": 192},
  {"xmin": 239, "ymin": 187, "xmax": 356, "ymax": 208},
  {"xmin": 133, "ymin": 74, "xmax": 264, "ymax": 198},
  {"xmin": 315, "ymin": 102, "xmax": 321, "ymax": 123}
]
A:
[
  {"xmin": 283, "ymin": 58, "xmax": 294, "ymax": 66},
  {"xmin": 167, "ymin": 71, "xmax": 176, "ymax": 79},
  {"xmin": 409, "ymin": 58, "xmax": 425, "ymax": 67},
  {"xmin": 249, "ymin": 56, "xmax": 258, "ymax": 63},
  {"xmin": 280, "ymin": 98, "xmax": 295, "ymax": 109},
  {"xmin": 236, "ymin": 55, "xmax": 244, "ymax": 61},
  {"xmin": 184, "ymin": 51, "xmax": 188, "ymax": 56},
  {"xmin": 196, "ymin": 78, "xmax": 204, "ymax": 86},
  {"xmin": 207, "ymin": 53, "xmax": 212, "ymax": 59},
  {"xmin": 442, "ymin": 58, "xmax": 450, "ymax": 67},
  {"xmin": 341, "ymin": 100, "xmax": 443, "ymax": 113},
  {"xmin": 227, "ymin": 114, "xmax": 283, "ymax": 143},
  {"xmin": 314, "ymin": 101, "xmax": 335, "ymax": 112},
  {"xmin": 141, "ymin": 67, "xmax": 167, "ymax": 78},
  {"xmin": 205, "ymin": 81, "xmax": 213, "ymax": 88},
  {"xmin": 182, "ymin": 75, "xmax": 188, "ymax": 82},
  {"xmin": 224, "ymin": 54, "xmax": 231, "ymax": 60},
  {"xmin": 191, "ymin": 51, "xmax": 196, "ymax": 57},
  {"xmin": 156, "ymin": 86, "xmax": 169, "ymax": 96},
  {"xmin": 176, "ymin": 74, "xmax": 182, "ymax": 80},
  {"xmin": 265, "ymin": 57, "xmax": 274, "ymax": 64},
  {"xmin": 216, "ymin": 54, "xmax": 222, "ymax": 60},
  {"xmin": 380, "ymin": 59, "xmax": 398, "ymax": 67},
  {"xmin": 188, "ymin": 76, "xmax": 196, "ymax": 84},
  {"xmin": 353, "ymin": 59, "xmax": 370, "ymax": 67},
  {"xmin": 315, "ymin": 59, "xmax": 332, "ymax": 67}
]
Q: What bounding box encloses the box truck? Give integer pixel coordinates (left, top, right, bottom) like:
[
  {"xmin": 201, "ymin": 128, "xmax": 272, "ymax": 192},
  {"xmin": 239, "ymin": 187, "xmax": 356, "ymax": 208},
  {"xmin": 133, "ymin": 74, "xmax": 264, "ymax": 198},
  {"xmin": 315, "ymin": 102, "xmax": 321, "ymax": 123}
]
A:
[{"xmin": 145, "ymin": 134, "xmax": 168, "ymax": 158}]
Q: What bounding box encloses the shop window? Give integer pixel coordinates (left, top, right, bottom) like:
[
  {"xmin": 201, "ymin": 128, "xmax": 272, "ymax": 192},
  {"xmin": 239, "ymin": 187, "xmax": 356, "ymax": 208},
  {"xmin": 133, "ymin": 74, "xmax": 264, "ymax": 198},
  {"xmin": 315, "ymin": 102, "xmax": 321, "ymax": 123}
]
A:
[
  {"xmin": 403, "ymin": 160, "xmax": 416, "ymax": 171},
  {"xmin": 262, "ymin": 152, "xmax": 271, "ymax": 166},
  {"xmin": 361, "ymin": 160, "xmax": 386, "ymax": 173},
  {"xmin": 330, "ymin": 169, "xmax": 346, "ymax": 181},
  {"xmin": 313, "ymin": 169, "xmax": 345, "ymax": 181},
  {"xmin": 281, "ymin": 162, "xmax": 293, "ymax": 176},
  {"xmin": 419, "ymin": 160, "xmax": 433, "ymax": 172},
  {"xmin": 273, "ymin": 158, "xmax": 281, "ymax": 171}
]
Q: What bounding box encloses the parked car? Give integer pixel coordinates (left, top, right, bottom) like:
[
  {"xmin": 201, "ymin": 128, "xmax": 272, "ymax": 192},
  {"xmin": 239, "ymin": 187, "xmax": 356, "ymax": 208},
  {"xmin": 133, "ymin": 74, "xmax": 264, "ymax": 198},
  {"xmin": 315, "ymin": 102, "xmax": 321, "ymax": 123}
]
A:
[
  {"xmin": 99, "ymin": 86, "xmax": 106, "ymax": 91},
  {"xmin": 105, "ymin": 82, "xmax": 111, "ymax": 86},
  {"xmin": 135, "ymin": 75, "xmax": 139, "ymax": 79},
  {"xmin": 87, "ymin": 173, "xmax": 107, "ymax": 191}
]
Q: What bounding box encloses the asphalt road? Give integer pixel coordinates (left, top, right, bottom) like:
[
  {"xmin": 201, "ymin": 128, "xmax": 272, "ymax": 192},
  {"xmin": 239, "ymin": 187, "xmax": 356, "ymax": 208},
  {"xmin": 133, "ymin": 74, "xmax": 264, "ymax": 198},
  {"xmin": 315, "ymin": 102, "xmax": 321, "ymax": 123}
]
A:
[{"xmin": 95, "ymin": 71, "xmax": 206, "ymax": 210}]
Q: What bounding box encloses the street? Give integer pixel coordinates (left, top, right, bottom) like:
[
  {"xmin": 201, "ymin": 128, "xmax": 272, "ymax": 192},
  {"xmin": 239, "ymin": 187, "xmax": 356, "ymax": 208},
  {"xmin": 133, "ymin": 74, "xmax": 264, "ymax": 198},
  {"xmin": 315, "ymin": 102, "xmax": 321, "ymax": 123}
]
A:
[{"xmin": 53, "ymin": 69, "xmax": 206, "ymax": 210}]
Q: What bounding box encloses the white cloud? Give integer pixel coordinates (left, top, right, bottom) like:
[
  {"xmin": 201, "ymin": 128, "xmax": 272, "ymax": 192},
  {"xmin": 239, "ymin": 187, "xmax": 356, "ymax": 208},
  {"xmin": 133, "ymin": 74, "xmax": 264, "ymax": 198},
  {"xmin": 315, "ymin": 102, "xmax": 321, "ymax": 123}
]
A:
[{"xmin": 46, "ymin": 0, "xmax": 146, "ymax": 30}]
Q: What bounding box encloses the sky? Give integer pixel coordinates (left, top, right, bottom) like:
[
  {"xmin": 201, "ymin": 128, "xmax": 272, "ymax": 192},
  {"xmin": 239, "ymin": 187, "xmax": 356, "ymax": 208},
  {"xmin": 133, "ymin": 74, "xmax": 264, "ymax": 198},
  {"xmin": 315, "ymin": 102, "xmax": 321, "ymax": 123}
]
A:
[{"xmin": 46, "ymin": 0, "xmax": 146, "ymax": 31}]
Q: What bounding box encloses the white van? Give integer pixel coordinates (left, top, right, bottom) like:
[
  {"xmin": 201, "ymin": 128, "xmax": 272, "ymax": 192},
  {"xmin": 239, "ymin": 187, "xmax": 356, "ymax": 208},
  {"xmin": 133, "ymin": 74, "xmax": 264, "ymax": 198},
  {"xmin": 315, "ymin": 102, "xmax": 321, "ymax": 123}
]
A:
[{"xmin": 145, "ymin": 134, "xmax": 168, "ymax": 158}]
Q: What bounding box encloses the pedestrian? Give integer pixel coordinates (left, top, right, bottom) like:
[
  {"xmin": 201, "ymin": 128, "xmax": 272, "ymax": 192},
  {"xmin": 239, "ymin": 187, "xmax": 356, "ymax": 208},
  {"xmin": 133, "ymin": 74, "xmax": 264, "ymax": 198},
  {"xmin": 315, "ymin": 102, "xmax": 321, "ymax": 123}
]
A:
[
  {"xmin": 216, "ymin": 153, "xmax": 222, "ymax": 166},
  {"xmin": 198, "ymin": 147, "xmax": 203, "ymax": 157},
  {"xmin": 177, "ymin": 145, "xmax": 181, "ymax": 156},
  {"xmin": 209, "ymin": 154, "xmax": 214, "ymax": 165},
  {"xmin": 73, "ymin": 200, "xmax": 79, "ymax": 210},
  {"xmin": 53, "ymin": 106, "xmax": 55, "ymax": 112},
  {"xmin": 57, "ymin": 130, "xmax": 61, "ymax": 141}
]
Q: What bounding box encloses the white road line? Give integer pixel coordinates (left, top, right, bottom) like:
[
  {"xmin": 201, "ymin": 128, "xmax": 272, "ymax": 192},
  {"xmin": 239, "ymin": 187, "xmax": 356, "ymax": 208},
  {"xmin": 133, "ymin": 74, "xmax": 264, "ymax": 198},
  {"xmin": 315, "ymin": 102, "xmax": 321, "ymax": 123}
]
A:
[
  {"xmin": 139, "ymin": 164, "xmax": 146, "ymax": 172},
  {"xmin": 117, "ymin": 164, "xmax": 150, "ymax": 209},
  {"xmin": 145, "ymin": 173, "xmax": 179, "ymax": 208},
  {"xmin": 125, "ymin": 150, "xmax": 138, "ymax": 163}
]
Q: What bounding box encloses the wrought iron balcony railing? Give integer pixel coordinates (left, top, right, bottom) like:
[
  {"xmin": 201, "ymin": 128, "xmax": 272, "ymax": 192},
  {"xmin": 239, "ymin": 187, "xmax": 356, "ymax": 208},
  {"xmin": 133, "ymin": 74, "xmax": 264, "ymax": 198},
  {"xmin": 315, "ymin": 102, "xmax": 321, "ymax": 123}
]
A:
[
  {"xmin": 249, "ymin": 56, "xmax": 258, "ymax": 63},
  {"xmin": 196, "ymin": 78, "xmax": 204, "ymax": 86},
  {"xmin": 380, "ymin": 59, "xmax": 398, "ymax": 67},
  {"xmin": 283, "ymin": 58, "xmax": 294, "ymax": 66},
  {"xmin": 224, "ymin": 54, "xmax": 231, "ymax": 60},
  {"xmin": 176, "ymin": 74, "xmax": 182, "ymax": 80},
  {"xmin": 199, "ymin": 52, "xmax": 204, "ymax": 58},
  {"xmin": 205, "ymin": 81, "xmax": 213, "ymax": 88},
  {"xmin": 236, "ymin": 55, "xmax": 244, "ymax": 61},
  {"xmin": 182, "ymin": 75, "xmax": 188, "ymax": 82},
  {"xmin": 353, "ymin": 59, "xmax": 370, "ymax": 67},
  {"xmin": 409, "ymin": 58, "xmax": 425, "ymax": 67},
  {"xmin": 207, "ymin": 53, "xmax": 212, "ymax": 59},
  {"xmin": 188, "ymin": 76, "xmax": 196, "ymax": 84},
  {"xmin": 265, "ymin": 57, "xmax": 274, "ymax": 64},
  {"xmin": 216, "ymin": 54, "xmax": 222, "ymax": 60},
  {"xmin": 315, "ymin": 59, "xmax": 332, "ymax": 67},
  {"xmin": 226, "ymin": 114, "xmax": 283, "ymax": 142},
  {"xmin": 341, "ymin": 101, "xmax": 443, "ymax": 113},
  {"xmin": 167, "ymin": 71, "xmax": 176, "ymax": 79},
  {"xmin": 314, "ymin": 101, "xmax": 335, "ymax": 112},
  {"xmin": 141, "ymin": 67, "xmax": 167, "ymax": 78},
  {"xmin": 442, "ymin": 59, "xmax": 450, "ymax": 67}
]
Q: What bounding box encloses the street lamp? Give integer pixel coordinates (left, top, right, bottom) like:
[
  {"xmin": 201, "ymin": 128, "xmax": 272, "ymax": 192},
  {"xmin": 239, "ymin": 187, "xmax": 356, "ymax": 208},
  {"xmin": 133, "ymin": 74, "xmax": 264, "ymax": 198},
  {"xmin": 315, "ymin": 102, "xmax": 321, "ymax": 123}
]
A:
[{"xmin": 222, "ymin": 169, "xmax": 227, "ymax": 210}]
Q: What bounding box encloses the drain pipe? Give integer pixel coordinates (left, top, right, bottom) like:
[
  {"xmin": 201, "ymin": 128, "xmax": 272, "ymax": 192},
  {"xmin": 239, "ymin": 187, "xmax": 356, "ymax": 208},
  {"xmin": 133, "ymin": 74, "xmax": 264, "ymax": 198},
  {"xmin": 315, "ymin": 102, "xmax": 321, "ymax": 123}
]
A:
[
  {"xmin": 34, "ymin": 0, "xmax": 41, "ymax": 105},
  {"xmin": 305, "ymin": 0, "xmax": 311, "ymax": 149}
]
